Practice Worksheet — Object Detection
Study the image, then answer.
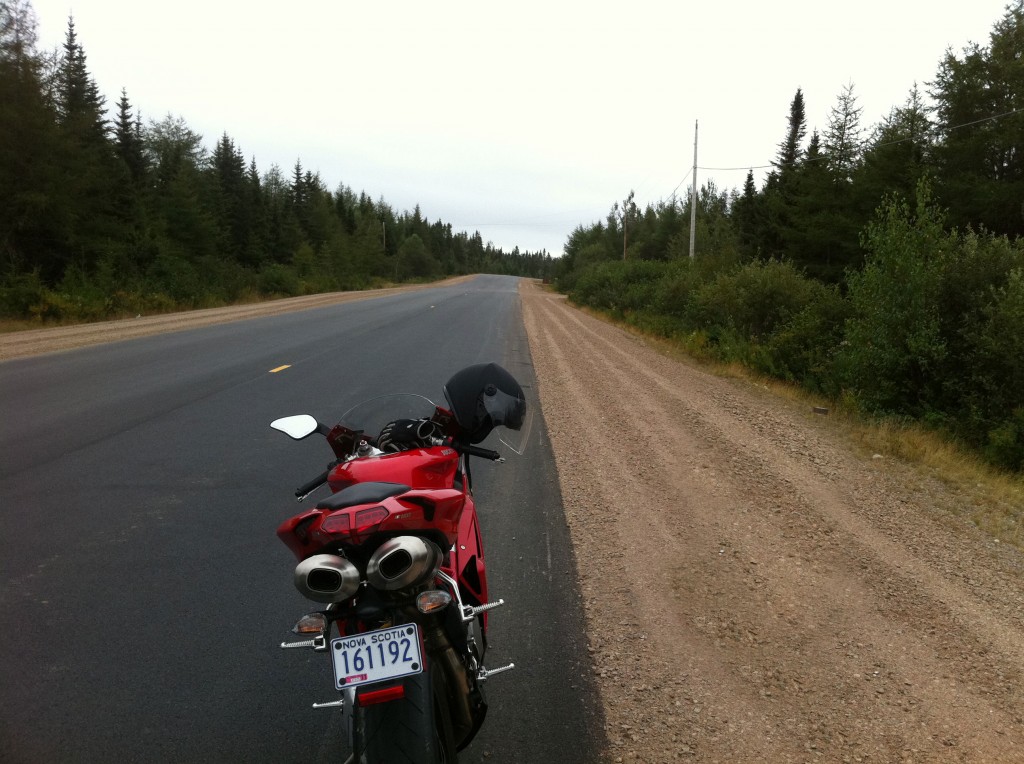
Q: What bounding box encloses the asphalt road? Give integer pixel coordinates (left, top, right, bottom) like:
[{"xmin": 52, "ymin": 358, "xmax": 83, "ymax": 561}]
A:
[{"xmin": 0, "ymin": 275, "xmax": 604, "ymax": 763}]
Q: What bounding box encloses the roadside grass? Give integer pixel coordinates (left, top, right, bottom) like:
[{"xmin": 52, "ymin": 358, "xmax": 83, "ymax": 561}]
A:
[{"xmin": 570, "ymin": 298, "xmax": 1024, "ymax": 550}]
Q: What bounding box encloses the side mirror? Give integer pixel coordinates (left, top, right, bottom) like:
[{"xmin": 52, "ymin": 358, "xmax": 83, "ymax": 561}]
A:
[{"xmin": 271, "ymin": 415, "xmax": 320, "ymax": 440}]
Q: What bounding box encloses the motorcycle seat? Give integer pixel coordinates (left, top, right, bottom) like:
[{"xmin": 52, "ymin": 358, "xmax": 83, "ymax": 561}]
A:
[{"xmin": 316, "ymin": 481, "xmax": 410, "ymax": 510}]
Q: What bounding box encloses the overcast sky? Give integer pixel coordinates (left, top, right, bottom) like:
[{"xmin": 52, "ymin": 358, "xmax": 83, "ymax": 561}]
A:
[{"xmin": 29, "ymin": 0, "xmax": 1011, "ymax": 256}]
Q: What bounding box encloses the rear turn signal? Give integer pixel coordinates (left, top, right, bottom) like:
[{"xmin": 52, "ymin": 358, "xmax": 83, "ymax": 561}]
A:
[
  {"xmin": 416, "ymin": 589, "xmax": 452, "ymax": 614},
  {"xmin": 292, "ymin": 612, "xmax": 327, "ymax": 635}
]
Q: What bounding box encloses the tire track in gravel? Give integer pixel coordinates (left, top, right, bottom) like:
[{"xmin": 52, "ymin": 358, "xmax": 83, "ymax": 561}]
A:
[
  {"xmin": 550, "ymin": 285, "xmax": 1024, "ymax": 673},
  {"xmin": 520, "ymin": 281, "xmax": 1024, "ymax": 763}
]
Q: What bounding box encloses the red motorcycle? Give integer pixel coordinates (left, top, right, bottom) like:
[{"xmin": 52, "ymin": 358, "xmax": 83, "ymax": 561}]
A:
[{"xmin": 271, "ymin": 363, "xmax": 527, "ymax": 763}]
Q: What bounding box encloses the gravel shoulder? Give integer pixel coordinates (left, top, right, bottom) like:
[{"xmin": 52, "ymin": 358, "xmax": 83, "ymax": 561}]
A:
[{"xmin": 519, "ymin": 280, "xmax": 1024, "ymax": 763}]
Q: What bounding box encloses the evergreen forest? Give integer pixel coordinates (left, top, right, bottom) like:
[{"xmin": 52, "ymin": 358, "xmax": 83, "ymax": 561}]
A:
[
  {"xmin": 0, "ymin": 1, "xmax": 552, "ymax": 323},
  {"xmin": 553, "ymin": 3, "xmax": 1024, "ymax": 472}
]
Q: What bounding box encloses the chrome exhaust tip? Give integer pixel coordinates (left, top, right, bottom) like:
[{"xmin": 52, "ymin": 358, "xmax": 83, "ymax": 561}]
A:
[
  {"xmin": 294, "ymin": 554, "xmax": 361, "ymax": 603},
  {"xmin": 366, "ymin": 536, "xmax": 443, "ymax": 591}
]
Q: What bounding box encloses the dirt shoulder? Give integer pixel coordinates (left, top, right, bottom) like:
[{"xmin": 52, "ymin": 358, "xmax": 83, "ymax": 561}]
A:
[
  {"xmin": 519, "ymin": 280, "xmax": 1024, "ymax": 763},
  {"xmin": 0, "ymin": 277, "xmax": 474, "ymax": 362}
]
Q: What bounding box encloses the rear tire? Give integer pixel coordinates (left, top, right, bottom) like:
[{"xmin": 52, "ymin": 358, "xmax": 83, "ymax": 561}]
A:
[{"xmin": 352, "ymin": 660, "xmax": 457, "ymax": 764}]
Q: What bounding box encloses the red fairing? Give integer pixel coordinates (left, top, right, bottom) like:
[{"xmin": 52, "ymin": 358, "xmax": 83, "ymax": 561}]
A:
[
  {"xmin": 328, "ymin": 446, "xmax": 458, "ymax": 492},
  {"xmin": 442, "ymin": 495, "xmax": 489, "ymax": 614}
]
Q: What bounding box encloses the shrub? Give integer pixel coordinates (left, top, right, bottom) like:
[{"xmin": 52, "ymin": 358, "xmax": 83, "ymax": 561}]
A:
[
  {"xmin": 258, "ymin": 263, "xmax": 302, "ymax": 296},
  {"xmin": 0, "ymin": 270, "xmax": 48, "ymax": 318},
  {"xmin": 959, "ymin": 268, "xmax": 1024, "ymax": 464},
  {"xmin": 570, "ymin": 260, "xmax": 669, "ymax": 313},
  {"xmin": 762, "ymin": 283, "xmax": 852, "ymax": 393},
  {"xmin": 838, "ymin": 186, "xmax": 951, "ymax": 417},
  {"xmin": 652, "ymin": 259, "xmax": 702, "ymax": 318},
  {"xmin": 688, "ymin": 259, "xmax": 820, "ymax": 342}
]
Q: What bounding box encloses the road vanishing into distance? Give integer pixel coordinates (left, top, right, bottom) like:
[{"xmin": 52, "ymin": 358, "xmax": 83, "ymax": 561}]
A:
[{"xmin": 0, "ymin": 275, "xmax": 603, "ymax": 762}]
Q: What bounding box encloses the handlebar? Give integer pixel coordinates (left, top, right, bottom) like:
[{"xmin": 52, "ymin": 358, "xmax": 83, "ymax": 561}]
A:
[{"xmin": 295, "ymin": 469, "xmax": 330, "ymax": 500}]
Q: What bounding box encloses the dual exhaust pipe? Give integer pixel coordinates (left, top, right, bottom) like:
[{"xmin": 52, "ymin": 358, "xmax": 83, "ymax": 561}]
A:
[{"xmin": 294, "ymin": 536, "xmax": 444, "ymax": 603}]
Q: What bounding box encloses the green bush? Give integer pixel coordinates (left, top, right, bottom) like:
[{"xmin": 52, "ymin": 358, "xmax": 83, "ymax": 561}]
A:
[
  {"xmin": 688, "ymin": 259, "xmax": 820, "ymax": 341},
  {"xmin": 145, "ymin": 250, "xmax": 203, "ymax": 304},
  {"xmin": 258, "ymin": 263, "xmax": 302, "ymax": 296},
  {"xmin": 838, "ymin": 187, "xmax": 951, "ymax": 417},
  {"xmin": 959, "ymin": 267, "xmax": 1024, "ymax": 462},
  {"xmin": 652, "ymin": 259, "xmax": 702, "ymax": 318},
  {"xmin": 761, "ymin": 283, "xmax": 851, "ymax": 392},
  {"xmin": 985, "ymin": 408, "xmax": 1024, "ymax": 472},
  {"xmin": 570, "ymin": 260, "xmax": 668, "ymax": 312},
  {"xmin": 0, "ymin": 270, "xmax": 48, "ymax": 318}
]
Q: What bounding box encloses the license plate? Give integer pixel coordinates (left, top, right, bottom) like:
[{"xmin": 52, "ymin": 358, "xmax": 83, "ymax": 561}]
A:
[{"xmin": 330, "ymin": 623, "xmax": 423, "ymax": 690}]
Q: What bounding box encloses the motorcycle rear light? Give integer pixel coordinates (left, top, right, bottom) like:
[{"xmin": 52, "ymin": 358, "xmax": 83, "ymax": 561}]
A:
[
  {"xmin": 320, "ymin": 511, "xmax": 350, "ymax": 534},
  {"xmin": 354, "ymin": 506, "xmax": 389, "ymax": 534},
  {"xmin": 356, "ymin": 684, "xmax": 405, "ymax": 707}
]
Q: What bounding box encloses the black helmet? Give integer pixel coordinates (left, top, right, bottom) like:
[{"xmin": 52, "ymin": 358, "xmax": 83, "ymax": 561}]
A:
[{"xmin": 443, "ymin": 363, "xmax": 526, "ymax": 444}]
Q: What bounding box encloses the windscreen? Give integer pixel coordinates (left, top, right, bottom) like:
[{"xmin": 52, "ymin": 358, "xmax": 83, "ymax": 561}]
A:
[{"xmin": 337, "ymin": 394, "xmax": 438, "ymax": 442}]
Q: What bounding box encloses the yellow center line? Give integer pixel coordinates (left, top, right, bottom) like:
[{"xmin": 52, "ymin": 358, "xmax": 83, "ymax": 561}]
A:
[{"xmin": 269, "ymin": 365, "xmax": 291, "ymax": 373}]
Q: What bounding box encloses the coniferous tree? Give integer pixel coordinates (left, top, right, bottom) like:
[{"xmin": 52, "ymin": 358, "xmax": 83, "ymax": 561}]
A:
[
  {"xmin": 772, "ymin": 88, "xmax": 807, "ymax": 181},
  {"xmin": 49, "ymin": 16, "xmax": 122, "ymax": 278},
  {"xmin": 209, "ymin": 132, "xmax": 248, "ymax": 260},
  {"xmin": 54, "ymin": 16, "xmax": 106, "ymax": 144},
  {"xmin": 931, "ymin": 0, "xmax": 1024, "ymax": 236},
  {"xmin": 857, "ymin": 84, "xmax": 932, "ymax": 211},
  {"xmin": 799, "ymin": 83, "xmax": 867, "ymax": 280},
  {"xmin": 823, "ymin": 82, "xmax": 864, "ymax": 185},
  {"xmin": 762, "ymin": 89, "xmax": 809, "ymax": 258},
  {"xmin": 113, "ymin": 88, "xmax": 146, "ymax": 183},
  {"xmin": 0, "ymin": 0, "xmax": 64, "ymax": 280},
  {"xmin": 732, "ymin": 169, "xmax": 762, "ymax": 259}
]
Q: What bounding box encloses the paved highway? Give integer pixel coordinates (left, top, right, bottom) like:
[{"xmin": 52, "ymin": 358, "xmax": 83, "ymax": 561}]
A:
[{"xmin": 0, "ymin": 275, "xmax": 603, "ymax": 762}]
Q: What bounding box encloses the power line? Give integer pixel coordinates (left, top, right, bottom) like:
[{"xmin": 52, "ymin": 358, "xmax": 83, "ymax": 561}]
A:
[
  {"xmin": 695, "ymin": 106, "xmax": 1024, "ymax": 176},
  {"xmin": 469, "ymin": 105, "xmax": 1024, "ymax": 235}
]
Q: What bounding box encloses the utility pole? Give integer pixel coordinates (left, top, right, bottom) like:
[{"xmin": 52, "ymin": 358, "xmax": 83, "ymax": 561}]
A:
[
  {"xmin": 622, "ymin": 207, "xmax": 627, "ymax": 260},
  {"xmin": 622, "ymin": 190, "xmax": 634, "ymax": 260},
  {"xmin": 689, "ymin": 120, "xmax": 698, "ymax": 259}
]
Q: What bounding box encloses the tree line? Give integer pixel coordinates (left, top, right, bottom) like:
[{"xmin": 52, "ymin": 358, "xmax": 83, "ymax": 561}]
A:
[
  {"xmin": 554, "ymin": 2, "xmax": 1024, "ymax": 472},
  {"xmin": 0, "ymin": 1, "xmax": 552, "ymax": 322}
]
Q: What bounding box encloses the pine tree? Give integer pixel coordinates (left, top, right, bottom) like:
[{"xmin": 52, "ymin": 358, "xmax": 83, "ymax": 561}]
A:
[
  {"xmin": 55, "ymin": 16, "xmax": 106, "ymax": 145},
  {"xmin": 114, "ymin": 88, "xmax": 146, "ymax": 183},
  {"xmin": 209, "ymin": 133, "xmax": 248, "ymax": 260},
  {"xmin": 46, "ymin": 16, "xmax": 122, "ymax": 278},
  {"xmin": 857, "ymin": 84, "xmax": 932, "ymax": 212},
  {"xmin": 931, "ymin": 0, "xmax": 1024, "ymax": 235},
  {"xmin": 732, "ymin": 169, "xmax": 762, "ymax": 259},
  {"xmin": 0, "ymin": 0, "xmax": 65, "ymax": 280},
  {"xmin": 772, "ymin": 88, "xmax": 807, "ymax": 180},
  {"xmin": 761, "ymin": 90, "xmax": 810, "ymax": 259},
  {"xmin": 823, "ymin": 82, "xmax": 864, "ymax": 185}
]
